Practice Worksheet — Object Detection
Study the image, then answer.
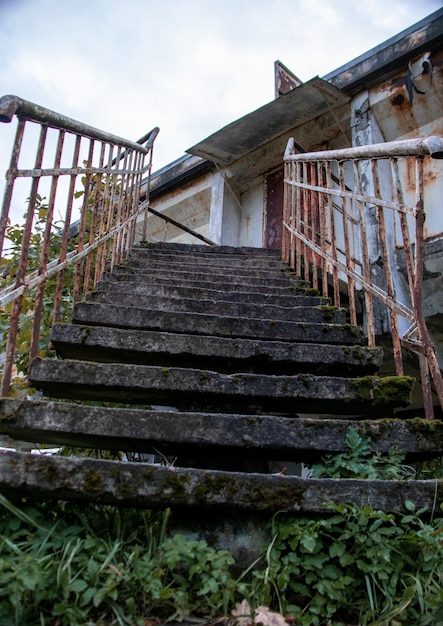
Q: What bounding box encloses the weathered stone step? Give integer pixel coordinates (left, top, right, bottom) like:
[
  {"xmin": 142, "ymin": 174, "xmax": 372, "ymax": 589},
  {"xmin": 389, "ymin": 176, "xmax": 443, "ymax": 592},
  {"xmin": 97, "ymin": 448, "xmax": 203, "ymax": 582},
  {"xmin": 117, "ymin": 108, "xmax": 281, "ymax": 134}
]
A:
[
  {"xmin": 135, "ymin": 242, "xmax": 282, "ymax": 259},
  {"xmin": 94, "ymin": 281, "xmax": 327, "ymax": 307},
  {"xmin": 51, "ymin": 324, "xmax": 382, "ymax": 375},
  {"xmin": 101, "ymin": 271, "xmax": 306, "ymax": 293},
  {"xmin": 110, "ymin": 264, "xmax": 304, "ymax": 288},
  {"xmin": 72, "ymin": 302, "xmax": 360, "ymax": 343},
  {"xmin": 1, "ymin": 399, "xmax": 439, "ymax": 463},
  {"xmin": 0, "ymin": 449, "xmax": 440, "ymax": 513},
  {"xmin": 29, "ymin": 359, "xmax": 414, "ymax": 415},
  {"xmin": 88, "ymin": 291, "xmax": 341, "ymax": 323},
  {"xmin": 129, "ymin": 251, "xmax": 287, "ymax": 273},
  {"xmin": 126, "ymin": 254, "xmax": 293, "ymax": 275}
]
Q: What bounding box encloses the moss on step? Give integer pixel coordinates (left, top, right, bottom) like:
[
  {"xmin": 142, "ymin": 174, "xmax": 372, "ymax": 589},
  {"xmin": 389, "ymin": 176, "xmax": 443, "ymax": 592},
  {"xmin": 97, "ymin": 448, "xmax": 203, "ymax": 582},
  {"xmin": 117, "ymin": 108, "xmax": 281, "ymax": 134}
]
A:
[
  {"xmin": 352, "ymin": 375, "xmax": 415, "ymax": 407},
  {"xmin": 316, "ymin": 305, "xmax": 340, "ymax": 322},
  {"xmin": 83, "ymin": 470, "xmax": 105, "ymax": 495}
]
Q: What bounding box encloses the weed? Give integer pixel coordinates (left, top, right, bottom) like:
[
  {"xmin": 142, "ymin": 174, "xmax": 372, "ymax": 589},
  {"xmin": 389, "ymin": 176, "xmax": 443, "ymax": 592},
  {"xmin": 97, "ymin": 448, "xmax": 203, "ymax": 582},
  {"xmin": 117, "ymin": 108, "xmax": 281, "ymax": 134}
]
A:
[
  {"xmin": 258, "ymin": 502, "xmax": 443, "ymax": 625},
  {"xmin": 309, "ymin": 426, "xmax": 415, "ymax": 480},
  {"xmin": 0, "ymin": 495, "xmax": 237, "ymax": 625}
]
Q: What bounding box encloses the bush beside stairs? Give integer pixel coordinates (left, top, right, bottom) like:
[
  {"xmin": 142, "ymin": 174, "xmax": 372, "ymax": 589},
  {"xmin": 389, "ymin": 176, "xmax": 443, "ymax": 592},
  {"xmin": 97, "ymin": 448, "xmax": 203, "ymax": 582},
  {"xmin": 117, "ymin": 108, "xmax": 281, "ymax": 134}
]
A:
[{"xmin": 0, "ymin": 242, "xmax": 442, "ymax": 517}]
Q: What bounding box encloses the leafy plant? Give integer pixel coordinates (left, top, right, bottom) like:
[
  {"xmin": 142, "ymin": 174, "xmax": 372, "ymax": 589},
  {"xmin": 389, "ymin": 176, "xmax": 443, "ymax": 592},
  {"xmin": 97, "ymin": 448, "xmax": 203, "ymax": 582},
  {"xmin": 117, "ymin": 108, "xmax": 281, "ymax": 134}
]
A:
[
  {"xmin": 310, "ymin": 427, "xmax": 415, "ymax": 480},
  {"xmin": 0, "ymin": 494, "xmax": 239, "ymax": 625},
  {"xmin": 259, "ymin": 502, "xmax": 443, "ymax": 626},
  {"xmin": 0, "ymin": 195, "xmax": 76, "ymax": 388}
]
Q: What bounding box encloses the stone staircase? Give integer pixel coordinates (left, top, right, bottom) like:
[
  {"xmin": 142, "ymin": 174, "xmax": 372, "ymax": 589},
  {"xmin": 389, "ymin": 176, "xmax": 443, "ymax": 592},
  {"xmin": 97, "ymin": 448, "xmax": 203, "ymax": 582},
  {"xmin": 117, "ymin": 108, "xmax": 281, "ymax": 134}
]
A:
[{"xmin": 0, "ymin": 242, "xmax": 442, "ymax": 516}]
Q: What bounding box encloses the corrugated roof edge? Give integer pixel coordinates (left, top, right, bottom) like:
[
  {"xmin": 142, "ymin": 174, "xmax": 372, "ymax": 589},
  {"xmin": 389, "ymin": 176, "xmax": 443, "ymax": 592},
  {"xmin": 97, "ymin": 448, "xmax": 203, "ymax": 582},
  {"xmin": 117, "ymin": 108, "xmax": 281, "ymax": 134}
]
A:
[
  {"xmin": 149, "ymin": 154, "xmax": 215, "ymax": 201},
  {"xmin": 323, "ymin": 8, "xmax": 443, "ymax": 93}
]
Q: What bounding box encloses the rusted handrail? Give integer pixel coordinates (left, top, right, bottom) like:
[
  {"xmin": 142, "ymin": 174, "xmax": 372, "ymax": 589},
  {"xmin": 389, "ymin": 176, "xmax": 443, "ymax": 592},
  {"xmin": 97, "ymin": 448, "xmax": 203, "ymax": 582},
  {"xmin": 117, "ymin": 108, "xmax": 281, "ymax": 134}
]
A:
[
  {"xmin": 283, "ymin": 135, "xmax": 443, "ymax": 419},
  {"xmin": 0, "ymin": 95, "xmax": 158, "ymax": 395},
  {"xmin": 144, "ymin": 204, "xmax": 216, "ymax": 246}
]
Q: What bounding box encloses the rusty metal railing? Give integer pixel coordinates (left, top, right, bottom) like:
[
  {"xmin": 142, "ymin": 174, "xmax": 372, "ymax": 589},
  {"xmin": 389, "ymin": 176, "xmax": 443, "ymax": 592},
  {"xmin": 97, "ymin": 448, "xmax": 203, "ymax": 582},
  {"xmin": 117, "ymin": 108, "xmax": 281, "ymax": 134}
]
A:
[
  {"xmin": 283, "ymin": 136, "xmax": 443, "ymax": 420},
  {"xmin": 143, "ymin": 205, "xmax": 216, "ymax": 246},
  {"xmin": 0, "ymin": 95, "xmax": 159, "ymax": 395}
]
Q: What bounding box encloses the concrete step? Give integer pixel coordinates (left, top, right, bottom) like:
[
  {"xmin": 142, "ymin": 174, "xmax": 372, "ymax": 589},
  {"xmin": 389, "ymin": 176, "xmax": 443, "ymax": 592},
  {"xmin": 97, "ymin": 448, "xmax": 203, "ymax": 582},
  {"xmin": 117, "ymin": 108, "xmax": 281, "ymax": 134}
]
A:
[
  {"xmin": 127, "ymin": 251, "xmax": 291, "ymax": 272},
  {"xmin": 71, "ymin": 302, "xmax": 362, "ymax": 343},
  {"xmin": 97, "ymin": 275, "xmax": 322, "ymax": 297},
  {"xmin": 51, "ymin": 324, "xmax": 382, "ymax": 375},
  {"xmin": 29, "ymin": 359, "xmax": 414, "ymax": 416},
  {"xmin": 1, "ymin": 398, "xmax": 438, "ymax": 464},
  {"xmin": 101, "ymin": 271, "xmax": 306, "ymax": 293},
  {"xmin": 0, "ymin": 449, "xmax": 439, "ymax": 514},
  {"xmin": 111, "ymin": 262, "xmax": 304, "ymax": 285},
  {"xmin": 135, "ymin": 242, "xmax": 282, "ymax": 259},
  {"xmin": 88, "ymin": 291, "xmax": 341, "ymax": 322},
  {"xmin": 94, "ymin": 280, "xmax": 327, "ymax": 307}
]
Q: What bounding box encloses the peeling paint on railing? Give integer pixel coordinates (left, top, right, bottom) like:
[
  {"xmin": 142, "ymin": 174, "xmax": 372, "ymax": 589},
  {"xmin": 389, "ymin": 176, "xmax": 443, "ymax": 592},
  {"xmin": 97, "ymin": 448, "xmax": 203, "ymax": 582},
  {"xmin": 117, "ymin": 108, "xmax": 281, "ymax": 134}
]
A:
[
  {"xmin": 283, "ymin": 135, "xmax": 443, "ymax": 419},
  {"xmin": 0, "ymin": 95, "xmax": 158, "ymax": 395}
]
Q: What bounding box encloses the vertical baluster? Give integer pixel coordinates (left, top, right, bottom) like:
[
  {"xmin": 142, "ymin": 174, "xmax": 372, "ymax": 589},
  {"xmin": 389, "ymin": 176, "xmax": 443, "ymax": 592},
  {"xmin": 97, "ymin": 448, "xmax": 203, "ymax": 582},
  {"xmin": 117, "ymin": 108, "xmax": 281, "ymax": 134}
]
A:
[
  {"xmin": 354, "ymin": 159, "xmax": 375, "ymax": 347},
  {"xmin": 326, "ymin": 161, "xmax": 340, "ymax": 307},
  {"xmin": 295, "ymin": 162, "xmax": 302, "ymax": 277},
  {"xmin": 52, "ymin": 135, "xmax": 82, "ymax": 323},
  {"xmin": 30, "ymin": 129, "xmax": 65, "ymax": 360},
  {"xmin": 0, "ymin": 119, "xmax": 25, "ymax": 256},
  {"xmin": 73, "ymin": 139, "xmax": 94, "ymax": 303},
  {"xmin": 82, "ymin": 141, "xmax": 106, "ymax": 298},
  {"xmin": 94, "ymin": 143, "xmax": 114, "ymax": 287},
  {"xmin": 371, "ymin": 158, "xmax": 404, "ymax": 376},
  {"xmin": 318, "ymin": 162, "xmax": 328, "ymax": 299}
]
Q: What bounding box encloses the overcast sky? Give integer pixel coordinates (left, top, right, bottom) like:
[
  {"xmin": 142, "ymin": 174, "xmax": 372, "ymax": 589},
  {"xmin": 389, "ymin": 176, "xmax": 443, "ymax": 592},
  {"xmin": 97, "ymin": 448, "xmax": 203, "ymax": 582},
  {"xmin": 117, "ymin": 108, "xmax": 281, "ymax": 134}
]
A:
[{"xmin": 0, "ymin": 0, "xmax": 441, "ymax": 173}]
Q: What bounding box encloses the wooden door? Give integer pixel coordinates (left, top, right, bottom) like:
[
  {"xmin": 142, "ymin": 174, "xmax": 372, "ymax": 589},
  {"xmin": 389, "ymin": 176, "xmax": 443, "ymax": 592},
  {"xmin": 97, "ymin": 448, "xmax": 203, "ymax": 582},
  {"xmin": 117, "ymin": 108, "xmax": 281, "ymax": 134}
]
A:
[{"xmin": 263, "ymin": 167, "xmax": 284, "ymax": 249}]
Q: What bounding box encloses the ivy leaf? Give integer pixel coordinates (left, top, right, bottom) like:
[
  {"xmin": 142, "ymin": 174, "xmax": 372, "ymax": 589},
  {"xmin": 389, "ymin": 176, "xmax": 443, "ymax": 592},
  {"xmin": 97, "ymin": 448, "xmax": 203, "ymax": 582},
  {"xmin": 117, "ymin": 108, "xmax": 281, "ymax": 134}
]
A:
[
  {"xmin": 329, "ymin": 541, "xmax": 346, "ymax": 559},
  {"xmin": 300, "ymin": 533, "xmax": 317, "ymax": 553}
]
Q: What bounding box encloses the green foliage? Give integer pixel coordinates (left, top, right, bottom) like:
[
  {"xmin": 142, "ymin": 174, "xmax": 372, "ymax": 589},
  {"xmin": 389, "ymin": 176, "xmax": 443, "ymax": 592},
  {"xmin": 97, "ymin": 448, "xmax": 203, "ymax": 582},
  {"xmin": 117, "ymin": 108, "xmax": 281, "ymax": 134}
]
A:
[
  {"xmin": 257, "ymin": 502, "xmax": 443, "ymax": 625},
  {"xmin": 1, "ymin": 490, "xmax": 443, "ymax": 625},
  {"xmin": 0, "ymin": 495, "xmax": 237, "ymax": 625},
  {"xmin": 157, "ymin": 533, "xmax": 235, "ymax": 619},
  {"xmin": 310, "ymin": 427, "xmax": 414, "ymax": 479}
]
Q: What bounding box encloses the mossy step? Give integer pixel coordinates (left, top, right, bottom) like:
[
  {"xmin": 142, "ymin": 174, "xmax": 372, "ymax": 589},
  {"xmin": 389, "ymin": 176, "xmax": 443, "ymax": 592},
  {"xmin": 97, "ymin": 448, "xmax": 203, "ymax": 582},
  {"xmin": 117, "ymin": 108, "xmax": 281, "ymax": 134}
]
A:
[
  {"xmin": 51, "ymin": 324, "xmax": 381, "ymax": 375},
  {"xmin": 128, "ymin": 251, "xmax": 290, "ymax": 271},
  {"xmin": 29, "ymin": 359, "xmax": 414, "ymax": 416},
  {"xmin": 95, "ymin": 281, "xmax": 326, "ymax": 306},
  {"xmin": 71, "ymin": 302, "xmax": 359, "ymax": 343},
  {"xmin": 0, "ymin": 449, "xmax": 440, "ymax": 513},
  {"xmin": 89, "ymin": 292, "xmax": 338, "ymax": 323},
  {"xmin": 111, "ymin": 263, "xmax": 303, "ymax": 285},
  {"xmin": 101, "ymin": 272, "xmax": 308, "ymax": 293},
  {"xmin": 0, "ymin": 399, "xmax": 440, "ymax": 463}
]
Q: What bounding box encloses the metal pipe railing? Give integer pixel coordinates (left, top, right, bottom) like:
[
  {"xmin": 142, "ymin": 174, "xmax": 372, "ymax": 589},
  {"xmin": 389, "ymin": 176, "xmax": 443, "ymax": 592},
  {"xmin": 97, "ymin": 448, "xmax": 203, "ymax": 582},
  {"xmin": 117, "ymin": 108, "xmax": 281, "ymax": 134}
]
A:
[
  {"xmin": 145, "ymin": 204, "xmax": 216, "ymax": 246},
  {"xmin": 283, "ymin": 135, "xmax": 443, "ymax": 419},
  {"xmin": 0, "ymin": 95, "xmax": 159, "ymax": 395}
]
